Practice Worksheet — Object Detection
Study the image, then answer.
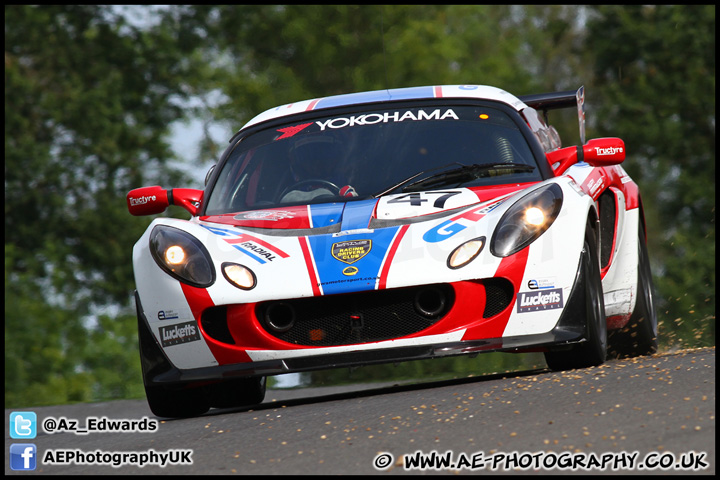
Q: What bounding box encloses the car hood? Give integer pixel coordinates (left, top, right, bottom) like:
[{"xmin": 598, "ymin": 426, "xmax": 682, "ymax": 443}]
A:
[
  {"xmin": 199, "ymin": 184, "xmax": 530, "ymax": 233},
  {"xmin": 191, "ymin": 183, "xmax": 539, "ymax": 297}
]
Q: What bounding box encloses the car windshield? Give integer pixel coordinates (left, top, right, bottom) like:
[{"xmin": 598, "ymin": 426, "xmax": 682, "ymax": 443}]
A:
[{"xmin": 204, "ymin": 104, "xmax": 542, "ymax": 215}]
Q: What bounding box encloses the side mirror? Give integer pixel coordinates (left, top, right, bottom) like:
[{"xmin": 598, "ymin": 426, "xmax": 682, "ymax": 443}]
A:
[
  {"xmin": 546, "ymin": 137, "xmax": 625, "ymax": 175},
  {"xmin": 127, "ymin": 186, "xmax": 203, "ymax": 216},
  {"xmin": 127, "ymin": 186, "xmax": 170, "ymax": 216},
  {"xmin": 583, "ymin": 138, "xmax": 625, "ymax": 166}
]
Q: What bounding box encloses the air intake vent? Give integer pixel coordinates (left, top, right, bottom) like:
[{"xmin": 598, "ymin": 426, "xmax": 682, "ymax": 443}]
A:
[{"xmin": 256, "ymin": 284, "xmax": 454, "ymax": 347}]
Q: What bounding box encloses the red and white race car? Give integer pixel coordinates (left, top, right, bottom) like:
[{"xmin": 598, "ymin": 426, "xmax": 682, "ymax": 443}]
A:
[{"xmin": 127, "ymin": 84, "xmax": 657, "ymax": 418}]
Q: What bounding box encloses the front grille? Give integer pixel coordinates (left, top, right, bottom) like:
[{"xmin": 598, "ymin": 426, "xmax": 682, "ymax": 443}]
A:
[
  {"xmin": 201, "ymin": 306, "xmax": 235, "ymax": 344},
  {"xmin": 256, "ymin": 284, "xmax": 454, "ymax": 347},
  {"xmin": 482, "ymin": 278, "xmax": 514, "ymax": 318}
]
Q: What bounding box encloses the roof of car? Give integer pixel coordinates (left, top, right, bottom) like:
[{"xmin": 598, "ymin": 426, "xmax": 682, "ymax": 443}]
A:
[{"xmin": 240, "ymin": 85, "xmax": 528, "ymax": 131}]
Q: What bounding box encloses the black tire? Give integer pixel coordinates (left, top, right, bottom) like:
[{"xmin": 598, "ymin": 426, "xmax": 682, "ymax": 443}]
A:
[
  {"xmin": 545, "ymin": 225, "xmax": 607, "ymax": 371},
  {"xmin": 144, "ymin": 383, "xmax": 209, "ymax": 419},
  {"xmin": 137, "ymin": 313, "xmax": 210, "ymax": 418},
  {"xmin": 607, "ymin": 221, "xmax": 658, "ymax": 358},
  {"xmin": 207, "ymin": 376, "xmax": 267, "ymax": 409}
]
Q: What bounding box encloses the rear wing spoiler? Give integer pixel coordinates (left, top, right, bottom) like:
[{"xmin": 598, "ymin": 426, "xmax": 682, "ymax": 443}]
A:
[{"xmin": 519, "ymin": 86, "xmax": 586, "ymax": 145}]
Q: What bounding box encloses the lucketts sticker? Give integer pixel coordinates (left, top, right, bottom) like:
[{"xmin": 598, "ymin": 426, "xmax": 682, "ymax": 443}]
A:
[
  {"xmin": 516, "ymin": 288, "xmax": 564, "ymax": 313},
  {"xmin": 159, "ymin": 321, "xmax": 201, "ymax": 347}
]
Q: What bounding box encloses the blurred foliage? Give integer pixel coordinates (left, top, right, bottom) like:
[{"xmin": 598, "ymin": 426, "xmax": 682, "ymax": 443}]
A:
[
  {"xmin": 5, "ymin": 5, "xmax": 714, "ymax": 407},
  {"xmin": 584, "ymin": 5, "xmax": 715, "ymax": 351}
]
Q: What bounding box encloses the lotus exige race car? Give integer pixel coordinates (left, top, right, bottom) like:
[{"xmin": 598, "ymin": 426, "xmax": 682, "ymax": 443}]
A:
[{"xmin": 127, "ymin": 84, "xmax": 658, "ymax": 418}]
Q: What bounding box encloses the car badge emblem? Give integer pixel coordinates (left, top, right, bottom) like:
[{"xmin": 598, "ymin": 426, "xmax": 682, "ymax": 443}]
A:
[
  {"xmin": 342, "ymin": 266, "xmax": 359, "ymax": 276},
  {"xmin": 331, "ymin": 239, "xmax": 371, "ymax": 264}
]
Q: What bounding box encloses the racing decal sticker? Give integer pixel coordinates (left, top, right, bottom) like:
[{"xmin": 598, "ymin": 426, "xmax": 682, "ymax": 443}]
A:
[
  {"xmin": 342, "ymin": 266, "xmax": 359, "ymax": 276},
  {"xmin": 275, "ymin": 122, "xmax": 313, "ymax": 140},
  {"xmin": 516, "ymin": 288, "xmax": 564, "ymax": 313},
  {"xmin": 577, "ymin": 169, "xmax": 607, "ymax": 199},
  {"xmin": 302, "ymin": 227, "xmax": 401, "ymax": 296},
  {"xmin": 332, "ymin": 239, "xmax": 371, "ymax": 264},
  {"xmin": 159, "ymin": 321, "xmax": 201, "ymax": 347},
  {"xmin": 199, "ymin": 224, "xmax": 290, "ymax": 264},
  {"xmin": 423, "ymin": 200, "xmax": 503, "ymax": 243},
  {"xmin": 376, "ymin": 190, "xmax": 480, "ymax": 220},
  {"xmin": 527, "ymin": 277, "xmax": 556, "ymax": 290},
  {"xmin": 224, "ymin": 236, "xmax": 288, "ymax": 263},
  {"xmin": 156, "ymin": 308, "xmax": 192, "ymax": 321},
  {"xmin": 314, "ymin": 108, "xmax": 459, "ymax": 132},
  {"xmin": 234, "ymin": 210, "xmax": 297, "ymax": 221}
]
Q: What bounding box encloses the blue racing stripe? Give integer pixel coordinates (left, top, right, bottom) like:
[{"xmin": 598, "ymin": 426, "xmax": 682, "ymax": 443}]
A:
[
  {"xmin": 232, "ymin": 244, "xmax": 266, "ymax": 264},
  {"xmin": 340, "ymin": 199, "xmax": 378, "ymax": 231},
  {"xmin": 308, "ymin": 203, "xmax": 344, "ymax": 228},
  {"xmin": 307, "ymin": 227, "xmax": 399, "ymax": 295}
]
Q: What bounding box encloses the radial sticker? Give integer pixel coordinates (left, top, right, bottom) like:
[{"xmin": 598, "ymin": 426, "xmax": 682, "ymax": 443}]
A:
[
  {"xmin": 332, "ymin": 239, "xmax": 371, "ymax": 264},
  {"xmin": 516, "ymin": 288, "xmax": 564, "ymax": 313}
]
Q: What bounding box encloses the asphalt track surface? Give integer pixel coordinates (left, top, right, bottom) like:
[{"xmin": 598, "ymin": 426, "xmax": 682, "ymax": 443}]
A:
[{"xmin": 5, "ymin": 347, "xmax": 715, "ymax": 475}]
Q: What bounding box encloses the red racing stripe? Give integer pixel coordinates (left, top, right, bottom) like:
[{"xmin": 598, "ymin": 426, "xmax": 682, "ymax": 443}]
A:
[
  {"xmin": 462, "ymin": 246, "xmax": 530, "ymax": 341},
  {"xmin": 298, "ymin": 236, "xmax": 322, "ymax": 296},
  {"xmin": 180, "ymin": 283, "xmax": 215, "ymax": 321},
  {"xmin": 378, "ymin": 224, "xmax": 410, "ymax": 290},
  {"xmin": 224, "ymin": 233, "xmax": 290, "ymax": 258},
  {"xmin": 179, "ymin": 283, "xmax": 255, "ymax": 365}
]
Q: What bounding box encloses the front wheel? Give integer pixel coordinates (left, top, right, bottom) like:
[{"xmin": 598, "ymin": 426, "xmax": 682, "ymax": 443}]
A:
[
  {"xmin": 207, "ymin": 376, "xmax": 267, "ymax": 409},
  {"xmin": 137, "ymin": 310, "xmax": 210, "ymax": 418},
  {"xmin": 545, "ymin": 226, "xmax": 607, "ymax": 371}
]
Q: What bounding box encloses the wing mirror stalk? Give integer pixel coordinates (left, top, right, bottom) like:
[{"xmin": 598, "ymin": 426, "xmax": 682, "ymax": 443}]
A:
[{"xmin": 547, "ymin": 138, "xmax": 625, "ymax": 175}]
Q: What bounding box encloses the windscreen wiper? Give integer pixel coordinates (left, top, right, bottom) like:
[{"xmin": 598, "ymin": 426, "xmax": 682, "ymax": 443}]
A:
[
  {"xmin": 403, "ymin": 162, "xmax": 536, "ymax": 192},
  {"xmin": 371, "ymin": 162, "xmax": 463, "ymax": 198},
  {"xmin": 373, "ymin": 162, "xmax": 536, "ymax": 198}
]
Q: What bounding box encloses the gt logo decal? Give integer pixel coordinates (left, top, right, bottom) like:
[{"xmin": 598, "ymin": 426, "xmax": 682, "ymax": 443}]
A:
[
  {"xmin": 423, "ymin": 201, "xmax": 502, "ymax": 243},
  {"xmin": 200, "ymin": 224, "xmax": 289, "ymax": 263}
]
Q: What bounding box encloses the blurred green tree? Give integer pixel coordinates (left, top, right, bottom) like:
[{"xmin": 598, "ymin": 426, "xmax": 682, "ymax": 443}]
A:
[
  {"xmin": 5, "ymin": 5, "xmax": 201, "ymax": 406},
  {"xmin": 585, "ymin": 5, "xmax": 715, "ymax": 348}
]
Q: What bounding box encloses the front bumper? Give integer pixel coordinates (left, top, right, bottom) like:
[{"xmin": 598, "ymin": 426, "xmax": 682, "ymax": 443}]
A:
[{"xmin": 136, "ymin": 258, "xmax": 590, "ymax": 387}]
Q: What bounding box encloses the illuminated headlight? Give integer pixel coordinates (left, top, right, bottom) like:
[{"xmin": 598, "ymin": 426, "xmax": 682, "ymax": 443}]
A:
[
  {"xmin": 490, "ymin": 184, "xmax": 563, "ymax": 257},
  {"xmin": 447, "ymin": 237, "xmax": 485, "ymax": 269},
  {"xmin": 150, "ymin": 225, "xmax": 215, "ymax": 287},
  {"xmin": 222, "ymin": 262, "xmax": 257, "ymax": 290}
]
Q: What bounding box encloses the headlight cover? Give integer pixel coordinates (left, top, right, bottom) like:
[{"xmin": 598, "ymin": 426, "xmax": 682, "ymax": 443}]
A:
[
  {"xmin": 150, "ymin": 225, "xmax": 215, "ymax": 287},
  {"xmin": 447, "ymin": 237, "xmax": 485, "ymax": 269},
  {"xmin": 490, "ymin": 183, "xmax": 563, "ymax": 257},
  {"xmin": 222, "ymin": 262, "xmax": 257, "ymax": 290}
]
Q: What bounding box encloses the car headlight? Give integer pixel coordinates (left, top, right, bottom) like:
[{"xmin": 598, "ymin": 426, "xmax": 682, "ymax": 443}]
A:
[
  {"xmin": 490, "ymin": 183, "xmax": 563, "ymax": 257},
  {"xmin": 150, "ymin": 225, "xmax": 215, "ymax": 287},
  {"xmin": 222, "ymin": 262, "xmax": 257, "ymax": 290},
  {"xmin": 447, "ymin": 237, "xmax": 485, "ymax": 269}
]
